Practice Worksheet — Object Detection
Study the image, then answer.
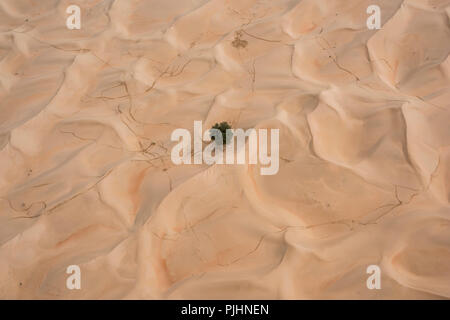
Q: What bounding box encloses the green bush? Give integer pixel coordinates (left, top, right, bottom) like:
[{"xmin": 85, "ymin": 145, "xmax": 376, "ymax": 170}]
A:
[{"xmin": 210, "ymin": 122, "xmax": 233, "ymax": 145}]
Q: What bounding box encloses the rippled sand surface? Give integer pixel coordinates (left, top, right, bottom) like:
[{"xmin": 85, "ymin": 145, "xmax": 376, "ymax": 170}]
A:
[{"xmin": 0, "ymin": 0, "xmax": 449, "ymax": 299}]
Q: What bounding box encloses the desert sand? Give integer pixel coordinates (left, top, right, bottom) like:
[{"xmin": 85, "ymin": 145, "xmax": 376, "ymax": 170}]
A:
[{"xmin": 0, "ymin": 0, "xmax": 449, "ymax": 299}]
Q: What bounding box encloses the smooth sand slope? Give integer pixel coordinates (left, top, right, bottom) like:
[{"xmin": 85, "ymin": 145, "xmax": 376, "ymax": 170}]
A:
[{"xmin": 0, "ymin": 0, "xmax": 449, "ymax": 299}]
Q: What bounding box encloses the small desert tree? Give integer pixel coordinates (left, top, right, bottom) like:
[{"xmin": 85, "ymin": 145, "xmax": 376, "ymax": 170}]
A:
[{"xmin": 210, "ymin": 121, "xmax": 233, "ymax": 145}]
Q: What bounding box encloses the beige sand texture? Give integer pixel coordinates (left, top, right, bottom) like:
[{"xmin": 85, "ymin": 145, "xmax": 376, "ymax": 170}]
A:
[{"xmin": 0, "ymin": 0, "xmax": 449, "ymax": 299}]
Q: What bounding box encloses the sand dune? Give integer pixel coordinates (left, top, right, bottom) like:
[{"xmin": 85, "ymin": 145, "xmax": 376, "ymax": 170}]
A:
[{"xmin": 0, "ymin": 0, "xmax": 449, "ymax": 299}]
